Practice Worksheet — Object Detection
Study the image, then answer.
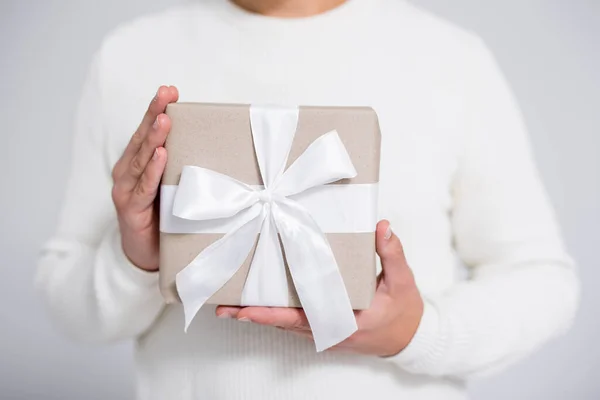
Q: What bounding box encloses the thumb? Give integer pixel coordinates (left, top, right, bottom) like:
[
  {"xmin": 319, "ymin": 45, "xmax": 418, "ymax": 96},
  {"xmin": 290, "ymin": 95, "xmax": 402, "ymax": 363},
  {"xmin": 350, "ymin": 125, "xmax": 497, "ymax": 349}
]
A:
[{"xmin": 376, "ymin": 220, "xmax": 409, "ymax": 284}]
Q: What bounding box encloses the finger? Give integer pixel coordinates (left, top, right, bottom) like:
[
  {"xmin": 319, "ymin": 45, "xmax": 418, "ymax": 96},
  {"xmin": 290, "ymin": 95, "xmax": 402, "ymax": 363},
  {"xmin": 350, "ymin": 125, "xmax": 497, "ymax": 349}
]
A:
[
  {"xmin": 137, "ymin": 86, "xmax": 178, "ymax": 147},
  {"xmin": 121, "ymin": 113, "xmax": 171, "ymax": 191},
  {"xmin": 167, "ymin": 85, "xmax": 179, "ymax": 101},
  {"xmin": 326, "ymin": 332, "xmax": 368, "ymax": 353},
  {"xmin": 376, "ymin": 220, "xmax": 409, "ymax": 287},
  {"xmin": 215, "ymin": 306, "xmax": 242, "ymax": 319},
  {"xmin": 353, "ymin": 309, "xmax": 371, "ymax": 330},
  {"xmin": 131, "ymin": 147, "xmax": 167, "ymax": 211},
  {"xmin": 237, "ymin": 307, "xmax": 311, "ymax": 330},
  {"xmin": 116, "ymin": 86, "xmax": 178, "ymax": 174},
  {"xmin": 280, "ymin": 327, "xmax": 314, "ymax": 340},
  {"xmin": 376, "ymin": 271, "xmax": 384, "ymax": 287},
  {"xmin": 327, "ymin": 344, "xmax": 359, "ymax": 354}
]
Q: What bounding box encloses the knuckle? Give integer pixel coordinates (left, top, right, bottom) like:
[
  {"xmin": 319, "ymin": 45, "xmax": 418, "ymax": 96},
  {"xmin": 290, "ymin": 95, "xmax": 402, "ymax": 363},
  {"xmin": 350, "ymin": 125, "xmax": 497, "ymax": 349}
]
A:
[
  {"xmin": 292, "ymin": 318, "xmax": 305, "ymax": 330},
  {"xmin": 401, "ymin": 268, "xmax": 417, "ymax": 287},
  {"xmin": 148, "ymin": 129, "xmax": 167, "ymax": 148},
  {"xmin": 147, "ymin": 127, "xmax": 162, "ymax": 145},
  {"xmin": 120, "ymin": 213, "xmax": 138, "ymax": 231},
  {"xmin": 290, "ymin": 313, "xmax": 308, "ymax": 330},
  {"xmin": 130, "ymin": 156, "xmax": 145, "ymax": 176},
  {"xmin": 135, "ymin": 182, "xmax": 148, "ymax": 197},
  {"xmin": 390, "ymin": 244, "xmax": 405, "ymax": 260},
  {"xmin": 111, "ymin": 185, "xmax": 127, "ymax": 208},
  {"xmin": 131, "ymin": 130, "xmax": 144, "ymax": 146},
  {"xmin": 111, "ymin": 163, "xmax": 123, "ymax": 182},
  {"xmin": 136, "ymin": 181, "xmax": 157, "ymax": 198},
  {"xmin": 397, "ymin": 240, "xmax": 406, "ymax": 255}
]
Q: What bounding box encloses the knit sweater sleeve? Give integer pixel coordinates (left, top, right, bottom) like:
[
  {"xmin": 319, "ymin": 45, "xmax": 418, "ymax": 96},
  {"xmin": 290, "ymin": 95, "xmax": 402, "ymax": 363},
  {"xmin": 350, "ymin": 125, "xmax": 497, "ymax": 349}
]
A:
[
  {"xmin": 388, "ymin": 38, "xmax": 580, "ymax": 377},
  {"xmin": 34, "ymin": 51, "xmax": 165, "ymax": 343}
]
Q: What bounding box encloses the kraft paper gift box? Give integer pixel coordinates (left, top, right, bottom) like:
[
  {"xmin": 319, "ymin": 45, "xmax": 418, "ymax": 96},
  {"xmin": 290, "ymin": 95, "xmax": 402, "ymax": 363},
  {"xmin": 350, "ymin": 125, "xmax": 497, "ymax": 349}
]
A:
[{"xmin": 159, "ymin": 103, "xmax": 381, "ymax": 350}]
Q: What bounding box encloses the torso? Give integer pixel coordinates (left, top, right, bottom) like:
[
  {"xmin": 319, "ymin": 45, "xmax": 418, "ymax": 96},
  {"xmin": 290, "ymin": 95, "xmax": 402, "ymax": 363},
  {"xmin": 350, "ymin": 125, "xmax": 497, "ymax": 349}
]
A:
[{"xmin": 98, "ymin": 1, "xmax": 477, "ymax": 397}]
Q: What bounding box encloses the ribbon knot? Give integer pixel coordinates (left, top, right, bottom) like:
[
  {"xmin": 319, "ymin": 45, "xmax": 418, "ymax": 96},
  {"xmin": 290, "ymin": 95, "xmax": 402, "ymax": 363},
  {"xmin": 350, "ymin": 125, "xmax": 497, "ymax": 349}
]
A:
[
  {"xmin": 170, "ymin": 105, "xmax": 360, "ymax": 351},
  {"xmin": 256, "ymin": 188, "xmax": 274, "ymax": 205}
]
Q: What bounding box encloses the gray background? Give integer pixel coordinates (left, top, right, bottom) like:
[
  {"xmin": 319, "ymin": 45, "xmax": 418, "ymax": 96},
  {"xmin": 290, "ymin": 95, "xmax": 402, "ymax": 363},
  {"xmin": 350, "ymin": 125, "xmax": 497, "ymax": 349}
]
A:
[{"xmin": 1, "ymin": 0, "xmax": 598, "ymax": 399}]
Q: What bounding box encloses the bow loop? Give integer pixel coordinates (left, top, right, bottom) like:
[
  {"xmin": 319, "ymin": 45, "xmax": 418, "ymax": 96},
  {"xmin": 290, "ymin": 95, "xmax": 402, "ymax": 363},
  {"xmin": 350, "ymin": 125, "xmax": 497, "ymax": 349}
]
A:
[
  {"xmin": 173, "ymin": 166, "xmax": 257, "ymax": 221},
  {"xmin": 275, "ymin": 130, "xmax": 358, "ymax": 198}
]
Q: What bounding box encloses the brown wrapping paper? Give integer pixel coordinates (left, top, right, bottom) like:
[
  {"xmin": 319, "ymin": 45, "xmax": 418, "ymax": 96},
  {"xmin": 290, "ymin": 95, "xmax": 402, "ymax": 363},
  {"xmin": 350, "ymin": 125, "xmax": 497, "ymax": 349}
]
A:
[{"xmin": 159, "ymin": 103, "xmax": 381, "ymax": 310}]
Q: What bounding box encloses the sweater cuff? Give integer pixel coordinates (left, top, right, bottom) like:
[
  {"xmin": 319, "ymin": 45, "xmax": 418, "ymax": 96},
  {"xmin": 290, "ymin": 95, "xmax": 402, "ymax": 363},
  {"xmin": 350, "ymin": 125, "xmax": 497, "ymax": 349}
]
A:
[
  {"xmin": 386, "ymin": 300, "xmax": 445, "ymax": 371},
  {"xmin": 98, "ymin": 225, "xmax": 159, "ymax": 288}
]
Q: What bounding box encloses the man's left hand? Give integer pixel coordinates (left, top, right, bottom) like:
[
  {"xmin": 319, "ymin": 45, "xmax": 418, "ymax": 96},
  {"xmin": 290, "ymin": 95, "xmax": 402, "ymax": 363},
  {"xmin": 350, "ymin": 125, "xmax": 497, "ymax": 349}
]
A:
[{"xmin": 216, "ymin": 220, "xmax": 424, "ymax": 357}]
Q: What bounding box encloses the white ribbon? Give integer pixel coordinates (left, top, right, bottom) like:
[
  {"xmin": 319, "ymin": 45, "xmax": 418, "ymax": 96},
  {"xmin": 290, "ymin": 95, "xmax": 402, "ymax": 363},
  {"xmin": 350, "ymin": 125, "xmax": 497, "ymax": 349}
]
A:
[
  {"xmin": 160, "ymin": 184, "xmax": 379, "ymax": 234},
  {"xmin": 170, "ymin": 105, "xmax": 359, "ymax": 351}
]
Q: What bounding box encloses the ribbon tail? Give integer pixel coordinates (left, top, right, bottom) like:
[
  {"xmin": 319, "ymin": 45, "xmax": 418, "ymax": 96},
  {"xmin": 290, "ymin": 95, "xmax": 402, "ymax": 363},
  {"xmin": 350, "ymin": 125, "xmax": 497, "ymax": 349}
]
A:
[
  {"xmin": 241, "ymin": 206, "xmax": 289, "ymax": 307},
  {"xmin": 176, "ymin": 205, "xmax": 264, "ymax": 331},
  {"xmin": 272, "ymin": 200, "xmax": 358, "ymax": 351}
]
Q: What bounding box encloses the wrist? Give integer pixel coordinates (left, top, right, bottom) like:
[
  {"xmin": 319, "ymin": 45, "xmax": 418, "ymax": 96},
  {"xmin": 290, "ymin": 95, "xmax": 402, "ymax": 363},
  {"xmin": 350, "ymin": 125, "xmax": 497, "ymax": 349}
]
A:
[
  {"xmin": 384, "ymin": 295, "xmax": 425, "ymax": 357},
  {"xmin": 102, "ymin": 224, "xmax": 161, "ymax": 288},
  {"xmin": 120, "ymin": 232, "xmax": 159, "ymax": 272},
  {"xmin": 383, "ymin": 300, "xmax": 443, "ymax": 369}
]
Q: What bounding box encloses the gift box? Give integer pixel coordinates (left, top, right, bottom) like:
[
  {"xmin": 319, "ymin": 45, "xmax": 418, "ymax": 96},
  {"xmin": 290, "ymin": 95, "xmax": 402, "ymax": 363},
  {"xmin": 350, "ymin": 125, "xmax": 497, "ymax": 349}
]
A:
[{"xmin": 159, "ymin": 103, "xmax": 381, "ymax": 350}]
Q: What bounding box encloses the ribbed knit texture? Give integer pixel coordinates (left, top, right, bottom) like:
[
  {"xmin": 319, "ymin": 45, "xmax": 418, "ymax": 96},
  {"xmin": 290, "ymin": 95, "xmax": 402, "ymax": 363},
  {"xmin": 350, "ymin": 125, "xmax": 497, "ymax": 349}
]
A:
[{"xmin": 36, "ymin": 1, "xmax": 579, "ymax": 399}]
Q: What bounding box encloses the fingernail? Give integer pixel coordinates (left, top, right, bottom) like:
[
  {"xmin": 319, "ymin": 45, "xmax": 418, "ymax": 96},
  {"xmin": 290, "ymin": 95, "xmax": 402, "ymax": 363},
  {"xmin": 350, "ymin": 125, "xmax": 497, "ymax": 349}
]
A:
[
  {"xmin": 153, "ymin": 117, "xmax": 160, "ymax": 130},
  {"xmin": 238, "ymin": 317, "xmax": 251, "ymax": 322},
  {"xmin": 152, "ymin": 148, "xmax": 159, "ymax": 161},
  {"xmin": 217, "ymin": 312, "xmax": 231, "ymax": 319},
  {"xmin": 384, "ymin": 225, "xmax": 393, "ymax": 240}
]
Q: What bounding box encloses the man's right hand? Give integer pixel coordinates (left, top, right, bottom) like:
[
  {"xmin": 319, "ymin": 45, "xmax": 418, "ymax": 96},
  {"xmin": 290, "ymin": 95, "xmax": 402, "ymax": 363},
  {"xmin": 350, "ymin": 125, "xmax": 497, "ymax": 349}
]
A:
[{"xmin": 111, "ymin": 86, "xmax": 179, "ymax": 271}]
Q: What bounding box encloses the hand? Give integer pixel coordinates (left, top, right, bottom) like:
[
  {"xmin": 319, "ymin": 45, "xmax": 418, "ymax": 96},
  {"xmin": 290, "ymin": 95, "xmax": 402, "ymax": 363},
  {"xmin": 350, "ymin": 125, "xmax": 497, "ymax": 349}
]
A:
[
  {"xmin": 216, "ymin": 220, "xmax": 424, "ymax": 356},
  {"xmin": 111, "ymin": 86, "xmax": 179, "ymax": 271}
]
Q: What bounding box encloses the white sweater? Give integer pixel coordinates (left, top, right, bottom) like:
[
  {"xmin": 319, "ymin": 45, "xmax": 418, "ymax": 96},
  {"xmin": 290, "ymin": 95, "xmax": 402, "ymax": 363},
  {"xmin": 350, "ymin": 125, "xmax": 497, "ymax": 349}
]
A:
[{"xmin": 36, "ymin": 1, "xmax": 580, "ymax": 399}]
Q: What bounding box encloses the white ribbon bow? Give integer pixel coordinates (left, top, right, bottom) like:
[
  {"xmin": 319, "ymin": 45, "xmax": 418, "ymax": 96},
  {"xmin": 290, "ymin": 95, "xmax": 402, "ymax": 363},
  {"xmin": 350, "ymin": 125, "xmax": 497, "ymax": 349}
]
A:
[{"xmin": 172, "ymin": 105, "xmax": 358, "ymax": 351}]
